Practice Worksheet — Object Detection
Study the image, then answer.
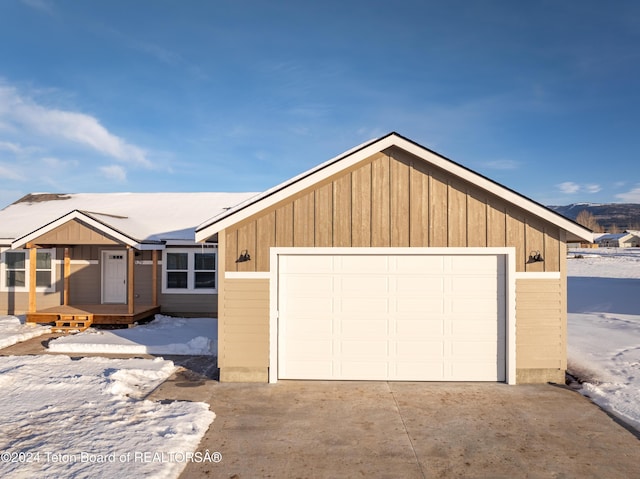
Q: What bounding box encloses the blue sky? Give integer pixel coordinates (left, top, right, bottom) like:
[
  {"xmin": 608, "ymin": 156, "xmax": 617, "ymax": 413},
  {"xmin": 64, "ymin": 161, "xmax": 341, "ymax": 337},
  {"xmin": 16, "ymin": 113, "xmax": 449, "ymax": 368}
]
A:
[{"xmin": 1, "ymin": 0, "xmax": 639, "ymax": 209}]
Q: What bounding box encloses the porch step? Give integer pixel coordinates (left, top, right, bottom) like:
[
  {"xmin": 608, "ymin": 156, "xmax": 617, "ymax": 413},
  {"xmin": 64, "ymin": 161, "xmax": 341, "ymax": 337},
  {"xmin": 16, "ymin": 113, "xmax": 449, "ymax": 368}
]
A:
[{"xmin": 53, "ymin": 314, "xmax": 94, "ymax": 334}]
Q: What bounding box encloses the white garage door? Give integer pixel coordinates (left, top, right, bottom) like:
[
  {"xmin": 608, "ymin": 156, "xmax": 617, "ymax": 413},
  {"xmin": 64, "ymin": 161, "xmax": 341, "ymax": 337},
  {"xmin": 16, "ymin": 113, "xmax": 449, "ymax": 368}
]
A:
[{"xmin": 277, "ymin": 252, "xmax": 506, "ymax": 381}]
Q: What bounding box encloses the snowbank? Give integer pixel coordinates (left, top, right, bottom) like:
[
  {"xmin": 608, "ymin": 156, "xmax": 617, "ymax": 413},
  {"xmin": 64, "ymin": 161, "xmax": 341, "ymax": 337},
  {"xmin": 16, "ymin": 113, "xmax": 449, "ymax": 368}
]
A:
[
  {"xmin": 48, "ymin": 315, "xmax": 217, "ymax": 355},
  {"xmin": 0, "ymin": 315, "xmax": 50, "ymax": 350},
  {"xmin": 568, "ymin": 248, "xmax": 640, "ymax": 432}
]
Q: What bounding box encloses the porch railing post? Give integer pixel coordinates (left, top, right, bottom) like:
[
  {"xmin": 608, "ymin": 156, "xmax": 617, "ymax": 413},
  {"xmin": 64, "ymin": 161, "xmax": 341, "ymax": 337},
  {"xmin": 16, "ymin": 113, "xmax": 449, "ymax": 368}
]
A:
[
  {"xmin": 28, "ymin": 244, "xmax": 37, "ymax": 313},
  {"xmin": 128, "ymin": 247, "xmax": 135, "ymax": 315}
]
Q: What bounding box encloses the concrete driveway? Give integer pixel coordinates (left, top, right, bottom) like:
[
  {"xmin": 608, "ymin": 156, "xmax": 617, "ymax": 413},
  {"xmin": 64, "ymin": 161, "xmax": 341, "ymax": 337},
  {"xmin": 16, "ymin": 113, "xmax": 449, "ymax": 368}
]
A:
[{"xmin": 154, "ymin": 379, "xmax": 640, "ymax": 479}]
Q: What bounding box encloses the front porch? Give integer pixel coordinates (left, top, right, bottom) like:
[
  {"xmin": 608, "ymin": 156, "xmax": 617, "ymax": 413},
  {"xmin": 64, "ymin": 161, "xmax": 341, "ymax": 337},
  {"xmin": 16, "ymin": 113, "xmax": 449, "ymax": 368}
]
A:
[{"xmin": 27, "ymin": 304, "xmax": 161, "ymax": 326}]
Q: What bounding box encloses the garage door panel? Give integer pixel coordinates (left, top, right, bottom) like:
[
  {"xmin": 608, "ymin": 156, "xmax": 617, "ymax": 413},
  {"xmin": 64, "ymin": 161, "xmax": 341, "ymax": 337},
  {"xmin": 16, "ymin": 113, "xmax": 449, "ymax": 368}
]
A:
[
  {"xmin": 285, "ymin": 361, "xmax": 333, "ymax": 379},
  {"xmin": 395, "ymin": 255, "xmax": 445, "ymax": 271},
  {"xmin": 340, "ymin": 340, "xmax": 388, "ymax": 358},
  {"xmin": 339, "ymin": 298, "xmax": 390, "ymax": 314},
  {"xmin": 278, "ymin": 252, "xmax": 506, "ymax": 381},
  {"xmin": 396, "ymin": 276, "xmax": 445, "ymax": 292},
  {"xmin": 396, "ymin": 298, "xmax": 446, "ymax": 313},
  {"xmin": 339, "ymin": 362, "xmax": 390, "ymax": 380},
  {"xmin": 396, "ymin": 341, "xmax": 444, "ymax": 359},
  {"xmin": 395, "ymin": 362, "xmax": 445, "ymax": 380},
  {"xmin": 286, "ymin": 318, "xmax": 333, "ymax": 337},
  {"xmin": 281, "ymin": 255, "xmax": 334, "ymax": 273},
  {"xmin": 340, "ymin": 319, "xmax": 388, "ymax": 337},
  {"xmin": 338, "ymin": 255, "xmax": 389, "ymax": 272},
  {"xmin": 395, "ymin": 319, "xmax": 444, "ymax": 336}
]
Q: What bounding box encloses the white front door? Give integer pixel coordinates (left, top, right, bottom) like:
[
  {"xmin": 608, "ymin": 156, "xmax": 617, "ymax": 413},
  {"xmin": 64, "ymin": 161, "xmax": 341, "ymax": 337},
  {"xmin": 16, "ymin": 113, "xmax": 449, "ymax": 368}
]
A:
[{"xmin": 102, "ymin": 250, "xmax": 127, "ymax": 304}]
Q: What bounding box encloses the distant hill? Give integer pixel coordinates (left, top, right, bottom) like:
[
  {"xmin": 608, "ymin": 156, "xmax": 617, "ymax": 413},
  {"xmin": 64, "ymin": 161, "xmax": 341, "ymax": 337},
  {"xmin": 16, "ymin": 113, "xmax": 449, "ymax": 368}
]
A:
[{"xmin": 547, "ymin": 203, "xmax": 640, "ymax": 231}]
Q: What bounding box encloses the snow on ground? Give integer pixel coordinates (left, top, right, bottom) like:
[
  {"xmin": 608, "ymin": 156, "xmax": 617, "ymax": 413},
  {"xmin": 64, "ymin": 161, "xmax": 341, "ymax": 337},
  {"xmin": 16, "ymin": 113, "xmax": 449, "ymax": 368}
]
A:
[
  {"xmin": 0, "ymin": 315, "xmax": 50, "ymax": 350},
  {"xmin": 48, "ymin": 315, "xmax": 217, "ymax": 356},
  {"xmin": 567, "ymin": 247, "xmax": 640, "ymax": 432},
  {"xmin": 0, "ymin": 355, "xmax": 215, "ymax": 479}
]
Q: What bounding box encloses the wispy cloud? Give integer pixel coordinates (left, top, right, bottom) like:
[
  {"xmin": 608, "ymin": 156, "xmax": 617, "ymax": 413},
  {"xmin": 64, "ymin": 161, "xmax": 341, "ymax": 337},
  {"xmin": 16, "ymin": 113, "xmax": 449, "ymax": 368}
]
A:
[
  {"xmin": 616, "ymin": 186, "xmax": 640, "ymax": 202},
  {"xmin": 557, "ymin": 181, "xmax": 581, "ymax": 194},
  {"xmin": 557, "ymin": 181, "xmax": 601, "ymax": 195},
  {"xmin": 482, "ymin": 159, "xmax": 520, "ymax": 170},
  {"xmin": 0, "ymin": 163, "xmax": 26, "ymax": 181},
  {"xmin": 20, "ymin": 0, "xmax": 54, "ymax": 14},
  {"xmin": 100, "ymin": 164, "xmax": 127, "ymax": 182},
  {"xmin": 0, "ymin": 85, "xmax": 151, "ymax": 168}
]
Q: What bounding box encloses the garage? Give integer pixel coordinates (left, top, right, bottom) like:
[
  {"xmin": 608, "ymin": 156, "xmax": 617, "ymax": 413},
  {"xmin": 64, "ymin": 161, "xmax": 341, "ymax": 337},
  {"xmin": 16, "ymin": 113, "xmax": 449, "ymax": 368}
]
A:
[
  {"xmin": 275, "ymin": 248, "xmax": 509, "ymax": 382},
  {"xmin": 196, "ymin": 133, "xmax": 593, "ymax": 384}
]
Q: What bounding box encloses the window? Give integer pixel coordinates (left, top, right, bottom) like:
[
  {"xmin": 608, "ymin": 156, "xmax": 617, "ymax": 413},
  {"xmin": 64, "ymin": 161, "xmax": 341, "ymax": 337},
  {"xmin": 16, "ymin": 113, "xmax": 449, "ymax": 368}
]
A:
[
  {"xmin": 1, "ymin": 249, "xmax": 56, "ymax": 292},
  {"xmin": 162, "ymin": 248, "xmax": 217, "ymax": 293}
]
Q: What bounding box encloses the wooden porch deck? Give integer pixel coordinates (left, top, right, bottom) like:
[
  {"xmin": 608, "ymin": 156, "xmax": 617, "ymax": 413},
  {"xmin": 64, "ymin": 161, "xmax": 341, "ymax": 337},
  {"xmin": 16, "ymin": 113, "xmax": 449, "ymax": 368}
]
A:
[{"xmin": 26, "ymin": 304, "xmax": 161, "ymax": 325}]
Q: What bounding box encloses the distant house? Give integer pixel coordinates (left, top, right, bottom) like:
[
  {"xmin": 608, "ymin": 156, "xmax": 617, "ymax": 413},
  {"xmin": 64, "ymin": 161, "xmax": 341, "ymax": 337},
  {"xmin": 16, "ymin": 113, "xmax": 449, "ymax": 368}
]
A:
[
  {"xmin": 595, "ymin": 232, "xmax": 640, "ymax": 248},
  {"xmin": 0, "ymin": 192, "xmax": 255, "ymax": 326}
]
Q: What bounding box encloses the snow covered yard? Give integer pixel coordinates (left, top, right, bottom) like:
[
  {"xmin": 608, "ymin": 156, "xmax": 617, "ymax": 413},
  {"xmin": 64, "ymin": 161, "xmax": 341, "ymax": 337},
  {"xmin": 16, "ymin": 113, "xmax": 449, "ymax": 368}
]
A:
[
  {"xmin": 0, "ymin": 315, "xmax": 219, "ymax": 478},
  {"xmin": 47, "ymin": 315, "xmax": 217, "ymax": 356},
  {"xmin": 0, "ymin": 355, "xmax": 215, "ymax": 478},
  {"xmin": 0, "ymin": 315, "xmax": 50, "ymax": 350},
  {"xmin": 568, "ymin": 248, "xmax": 640, "ymax": 432}
]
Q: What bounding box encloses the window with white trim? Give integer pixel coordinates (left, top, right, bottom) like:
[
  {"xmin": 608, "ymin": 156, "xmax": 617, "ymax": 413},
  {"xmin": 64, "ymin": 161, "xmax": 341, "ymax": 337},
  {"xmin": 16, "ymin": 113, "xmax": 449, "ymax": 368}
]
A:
[
  {"xmin": 0, "ymin": 248, "xmax": 56, "ymax": 292},
  {"xmin": 162, "ymin": 248, "xmax": 217, "ymax": 294}
]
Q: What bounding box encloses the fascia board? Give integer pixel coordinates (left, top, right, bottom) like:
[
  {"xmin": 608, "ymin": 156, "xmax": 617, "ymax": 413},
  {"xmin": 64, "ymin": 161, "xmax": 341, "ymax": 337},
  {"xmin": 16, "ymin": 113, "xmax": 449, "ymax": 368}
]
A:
[{"xmin": 11, "ymin": 210, "xmax": 139, "ymax": 249}]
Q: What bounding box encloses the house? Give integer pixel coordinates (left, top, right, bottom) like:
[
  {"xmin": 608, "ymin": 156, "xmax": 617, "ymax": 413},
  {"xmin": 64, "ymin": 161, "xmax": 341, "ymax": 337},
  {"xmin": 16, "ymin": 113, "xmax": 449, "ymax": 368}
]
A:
[
  {"xmin": 0, "ymin": 192, "xmax": 256, "ymax": 327},
  {"xmin": 595, "ymin": 232, "xmax": 640, "ymax": 248},
  {"xmin": 195, "ymin": 132, "xmax": 593, "ymax": 384}
]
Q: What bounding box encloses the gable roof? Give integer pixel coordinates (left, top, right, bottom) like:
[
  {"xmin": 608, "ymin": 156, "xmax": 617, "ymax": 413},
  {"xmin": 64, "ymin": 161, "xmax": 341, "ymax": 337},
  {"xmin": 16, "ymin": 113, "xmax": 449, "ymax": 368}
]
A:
[
  {"xmin": 1, "ymin": 192, "xmax": 257, "ymax": 249},
  {"xmin": 195, "ymin": 132, "xmax": 594, "ymax": 243}
]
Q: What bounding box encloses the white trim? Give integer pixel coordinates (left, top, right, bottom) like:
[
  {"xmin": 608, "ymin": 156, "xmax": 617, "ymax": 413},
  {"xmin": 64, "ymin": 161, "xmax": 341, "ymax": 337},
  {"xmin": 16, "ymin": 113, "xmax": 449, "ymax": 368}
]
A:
[
  {"xmin": 161, "ymin": 248, "xmax": 218, "ymax": 294},
  {"xmin": 268, "ymin": 247, "xmax": 517, "ymax": 384},
  {"xmin": 225, "ymin": 271, "xmax": 271, "ymax": 279},
  {"xmin": 196, "ymin": 134, "xmax": 593, "ymax": 243},
  {"xmin": 0, "ymin": 248, "xmax": 57, "ymax": 293},
  {"xmin": 514, "ymin": 272, "xmax": 561, "ymax": 279}
]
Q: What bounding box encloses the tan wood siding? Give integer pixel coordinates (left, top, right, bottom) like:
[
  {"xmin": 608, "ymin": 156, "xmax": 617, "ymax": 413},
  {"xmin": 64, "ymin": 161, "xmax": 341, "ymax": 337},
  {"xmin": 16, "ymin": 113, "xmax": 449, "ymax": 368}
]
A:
[
  {"xmin": 222, "ymin": 148, "xmax": 565, "ymax": 274},
  {"xmin": 293, "ymin": 191, "xmax": 315, "ymax": 247},
  {"xmin": 390, "ymin": 159, "xmax": 410, "ymax": 247},
  {"xmin": 409, "ymin": 162, "xmax": 429, "ymax": 246},
  {"xmin": 333, "ymin": 174, "xmax": 352, "ymax": 247},
  {"xmin": 314, "ymin": 183, "xmax": 333, "ymax": 247},
  {"xmin": 371, "ymin": 154, "xmax": 390, "ymax": 247},
  {"xmin": 351, "ymin": 162, "xmax": 372, "ymax": 247},
  {"xmin": 219, "ymin": 278, "xmax": 269, "ymax": 368},
  {"xmin": 33, "ymin": 219, "xmax": 120, "ymax": 246},
  {"xmin": 256, "ymin": 212, "xmax": 276, "ymax": 272},
  {"xmin": 516, "ymin": 278, "xmax": 564, "ymax": 369}
]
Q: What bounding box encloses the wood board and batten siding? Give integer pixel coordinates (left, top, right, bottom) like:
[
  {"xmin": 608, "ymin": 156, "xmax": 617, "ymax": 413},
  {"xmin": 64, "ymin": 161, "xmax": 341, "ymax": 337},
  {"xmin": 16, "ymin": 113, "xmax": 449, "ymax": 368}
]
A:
[{"xmin": 218, "ymin": 147, "xmax": 568, "ymax": 383}]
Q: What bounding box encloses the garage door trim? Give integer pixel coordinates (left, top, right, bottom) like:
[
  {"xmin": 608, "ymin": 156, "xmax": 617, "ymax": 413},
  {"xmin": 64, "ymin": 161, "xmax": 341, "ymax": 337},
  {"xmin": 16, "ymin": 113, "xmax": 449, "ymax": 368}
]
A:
[{"xmin": 269, "ymin": 247, "xmax": 516, "ymax": 384}]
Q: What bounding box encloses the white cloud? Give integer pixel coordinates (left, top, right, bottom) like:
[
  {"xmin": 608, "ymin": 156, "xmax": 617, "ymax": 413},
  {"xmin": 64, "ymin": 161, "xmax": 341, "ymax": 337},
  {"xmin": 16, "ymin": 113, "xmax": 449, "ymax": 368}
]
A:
[
  {"xmin": 616, "ymin": 186, "xmax": 640, "ymax": 203},
  {"xmin": 557, "ymin": 181, "xmax": 581, "ymax": 194},
  {"xmin": 100, "ymin": 164, "xmax": 127, "ymax": 182},
  {"xmin": 0, "ymin": 141, "xmax": 21, "ymax": 153},
  {"xmin": 0, "ymin": 163, "xmax": 26, "ymax": 181},
  {"xmin": 41, "ymin": 156, "xmax": 79, "ymax": 169},
  {"xmin": 556, "ymin": 181, "xmax": 601, "ymax": 195},
  {"xmin": 0, "ymin": 84, "xmax": 151, "ymax": 168}
]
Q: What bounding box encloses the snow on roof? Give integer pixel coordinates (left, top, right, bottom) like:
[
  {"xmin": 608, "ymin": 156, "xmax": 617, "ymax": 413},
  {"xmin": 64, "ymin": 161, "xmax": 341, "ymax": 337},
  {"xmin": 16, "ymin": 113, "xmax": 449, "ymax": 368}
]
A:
[{"xmin": 0, "ymin": 192, "xmax": 258, "ymax": 245}]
